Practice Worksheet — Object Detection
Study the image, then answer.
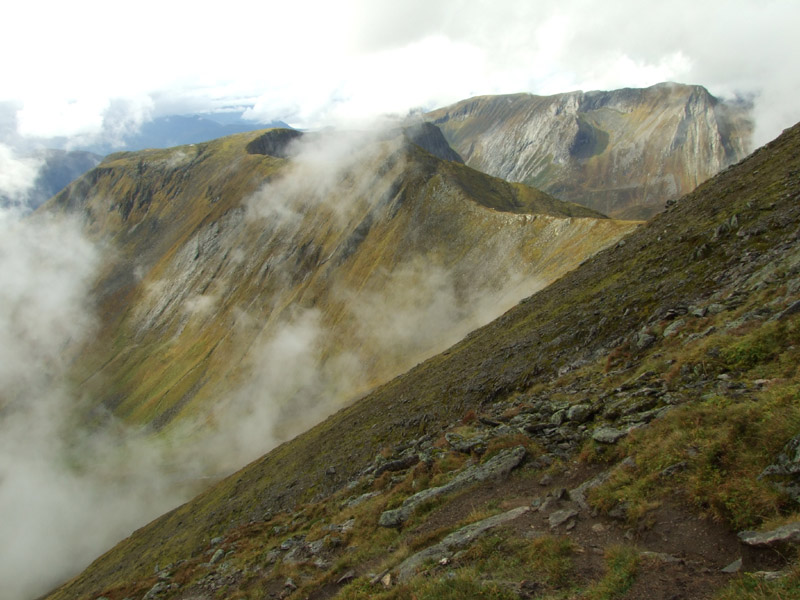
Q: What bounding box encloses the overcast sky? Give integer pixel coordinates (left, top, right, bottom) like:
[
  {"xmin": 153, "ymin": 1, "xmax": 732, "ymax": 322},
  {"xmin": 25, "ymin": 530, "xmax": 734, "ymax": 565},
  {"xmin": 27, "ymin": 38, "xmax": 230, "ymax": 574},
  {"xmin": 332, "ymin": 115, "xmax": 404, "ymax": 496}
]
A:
[{"xmin": 1, "ymin": 0, "xmax": 797, "ymax": 147}]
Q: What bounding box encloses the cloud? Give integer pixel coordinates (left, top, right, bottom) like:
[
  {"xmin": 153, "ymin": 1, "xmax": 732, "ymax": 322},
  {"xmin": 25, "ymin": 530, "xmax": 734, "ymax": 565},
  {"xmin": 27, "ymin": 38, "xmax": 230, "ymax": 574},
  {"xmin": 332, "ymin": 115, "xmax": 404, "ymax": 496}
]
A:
[
  {"xmin": 2, "ymin": 1, "xmax": 796, "ymax": 146},
  {"xmin": 0, "ymin": 211, "xmax": 191, "ymax": 600},
  {"xmin": 0, "ymin": 144, "xmax": 43, "ymax": 208}
]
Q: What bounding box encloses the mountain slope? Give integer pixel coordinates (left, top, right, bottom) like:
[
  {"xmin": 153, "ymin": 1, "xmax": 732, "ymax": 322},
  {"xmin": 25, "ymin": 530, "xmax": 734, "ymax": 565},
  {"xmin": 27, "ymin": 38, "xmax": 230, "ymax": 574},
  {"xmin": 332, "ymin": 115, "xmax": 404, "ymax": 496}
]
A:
[
  {"xmin": 45, "ymin": 120, "xmax": 800, "ymax": 598},
  {"xmin": 49, "ymin": 126, "xmax": 634, "ymax": 465},
  {"xmin": 426, "ymin": 82, "xmax": 753, "ymax": 219}
]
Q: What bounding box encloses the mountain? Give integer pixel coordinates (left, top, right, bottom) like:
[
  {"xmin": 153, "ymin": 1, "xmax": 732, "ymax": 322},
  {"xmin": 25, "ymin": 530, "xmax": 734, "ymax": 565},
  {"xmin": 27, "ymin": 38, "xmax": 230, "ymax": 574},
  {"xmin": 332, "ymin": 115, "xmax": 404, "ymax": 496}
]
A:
[
  {"xmin": 426, "ymin": 82, "xmax": 753, "ymax": 219},
  {"xmin": 43, "ymin": 116, "xmax": 800, "ymax": 600},
  {"xmin": 48, "ymin": 125, "xmax": 635, "ymax": 466}
]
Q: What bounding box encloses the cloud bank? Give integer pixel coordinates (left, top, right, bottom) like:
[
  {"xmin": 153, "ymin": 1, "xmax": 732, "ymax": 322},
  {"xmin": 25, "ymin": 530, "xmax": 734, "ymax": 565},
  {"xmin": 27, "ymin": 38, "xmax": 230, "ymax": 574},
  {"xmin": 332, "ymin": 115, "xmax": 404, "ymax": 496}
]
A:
[{"xmin": 0, "ymin": 1, "xmax": 796, "ymax": 147}]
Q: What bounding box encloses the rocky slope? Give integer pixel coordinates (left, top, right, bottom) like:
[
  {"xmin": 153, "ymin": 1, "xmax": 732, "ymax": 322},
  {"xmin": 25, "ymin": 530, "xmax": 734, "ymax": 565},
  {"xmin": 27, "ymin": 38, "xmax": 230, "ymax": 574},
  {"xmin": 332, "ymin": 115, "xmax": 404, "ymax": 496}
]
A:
[
  {"xmin": 48, "ymin": 125, "xmax": 635, "ymax": 469},
  {"xmin": 44, "ymin": 120, "xmax": 800, "ymax": 599},
  {"xmin": 426, "ymin": 82, "xmax": 753, "ymax": 219}
]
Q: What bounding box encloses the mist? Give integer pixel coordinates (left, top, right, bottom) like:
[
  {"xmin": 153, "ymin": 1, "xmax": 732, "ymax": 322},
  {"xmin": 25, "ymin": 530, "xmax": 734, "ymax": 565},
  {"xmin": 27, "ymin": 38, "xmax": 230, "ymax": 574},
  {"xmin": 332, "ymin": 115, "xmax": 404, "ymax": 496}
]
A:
[
  {"xmin": 187, "ymin": 125, "xmax": 548, "ymax": 470},
  {"xmin": 0, "ymin": 169, "xmax": 191, "ymax": 599}
]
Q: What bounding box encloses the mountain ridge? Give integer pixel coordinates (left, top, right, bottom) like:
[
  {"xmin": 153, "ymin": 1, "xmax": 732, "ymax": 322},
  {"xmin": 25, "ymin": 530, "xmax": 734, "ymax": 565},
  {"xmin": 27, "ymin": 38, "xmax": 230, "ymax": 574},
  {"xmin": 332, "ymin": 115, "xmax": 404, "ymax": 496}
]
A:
[{"xmin": 426, "ymin": 82, "xmax": 753, "ymax": 219}]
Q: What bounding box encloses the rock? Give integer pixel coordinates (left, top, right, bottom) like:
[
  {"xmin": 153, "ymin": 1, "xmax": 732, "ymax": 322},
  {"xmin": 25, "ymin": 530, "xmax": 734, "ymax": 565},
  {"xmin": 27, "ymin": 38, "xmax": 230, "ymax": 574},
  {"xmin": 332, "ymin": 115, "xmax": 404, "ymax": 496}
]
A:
[
  {"xmin": 659, "ymin": 461, "xmax": 688, "ymax": 478},
  {"xmin": 343, "ymin": 491, "xmax": 382, "ymax": 508},
  {"xmin": 550, "ymin": 409, "xmax": 566, "ymax": 426},
  {"xmin": 569, "ymin": 460, "xmax": 627, "ymax": 510},
  {"xmin": 393, "ymin": 506, "xmax": 530, "ymax": 581},
  {"xmin": 759, "ymin": 433, "xmax": 800, "ymax": 501},
  {"xmin": 663, "ymin": 319, "xmax": 686, "ymax": 337},
  {"xmin": 641, "ymin": 551, "xmax": 682, "ymax": 564},
  {"xmin": 336, "ymin": 569, "xmax": 356, "ymax": 584},
  {"xmin": 143, "ymin": 582, "xmax": 169, "ymax": 599},
  {"xmin": 445, "ymin": 432, "xmax": 487, "ymax": 454},
  {"xmin": 567, "ymin": 404, "xmax": 594, "ymax": 423},
  {"xmin": 592, "ymin": 426, "xmax": 628, "ymax": 444},
  {"xmin": 722, "ymin": 558, "xmax": 743, "ymax": 573},
  {"xmin": 326, "ymin": 466, "xmax": 337, "ymax": 475},
  {"xmin": 374, "ymin": 454, "xmax": 420, "ymax": 476},
  {"xmin": 607, "ymin": 502, "xmax": 629, "ymax": 520},
  {"xmin": 378, "ymin": 446, "xmax": 526, "ymax": 527},
  {"xmin": 760, "ymin": 433, "xmax": 800, "ymax": 476},
  {"xmin": 381, "ymin": 572, "xmax": 393, "ymax": 587},
  {"xmin": 738, "ymin": 522, "xmax": 800, "ymax": 547},
  {"xmin": 539, "ymin": 473, "xmax": 553, "ymax": 486},
  {"xmin": 308, "ymin": 539, "xmax": 325, "ymax": 555},
  {"xmin": 772, "ymin": 299, "xmax": 800, "ymax": 321},
  {"xmin": 210, "ymin": 536, "xmax": 224, "ymax": 546},
  {"xmin": 209, "ymin": 548, "xmax": 225, "ymax": 564},
  {"xmin": 635, "ymin": 332, "xmax": 656, "ymax": 350},
  {"xmin": 284, "ymin": 577, "xmax": 297, "ymax": 590},
  {"xmin": 548, "ymin": 508, "xmax": 579, "ymax": 529}
]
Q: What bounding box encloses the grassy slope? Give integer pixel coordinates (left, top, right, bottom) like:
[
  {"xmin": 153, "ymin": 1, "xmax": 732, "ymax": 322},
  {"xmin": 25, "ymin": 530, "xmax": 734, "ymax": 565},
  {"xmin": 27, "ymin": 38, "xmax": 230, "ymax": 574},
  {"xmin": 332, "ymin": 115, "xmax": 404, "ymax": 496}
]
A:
[
  {"xmin": 50, "ymin": 130, "xmax": 633, "ymax": 434},
  {"xmin": 46, "ymin": 120, "xmax": 800, "ymax": 598}
]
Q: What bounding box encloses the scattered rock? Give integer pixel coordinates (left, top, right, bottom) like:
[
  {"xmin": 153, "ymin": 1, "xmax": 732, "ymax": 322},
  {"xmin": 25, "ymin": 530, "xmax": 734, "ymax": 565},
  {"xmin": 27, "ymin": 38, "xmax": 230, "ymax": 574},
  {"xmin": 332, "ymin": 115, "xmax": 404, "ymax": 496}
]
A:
[
  {"xmin": 738, "ymin": 522, "xmax": 800, "ymax": 547},
  {"xmin": 721, "ymin": 558, "xmax": 743, "ymax": 573},
  {"xmin": 393, "ymin": 506, "xmax": 530, "ymax": 581},
  {"xmin": 378, "ymin": 446, "xmax": 526, "ymax": 527},
  {"xmin": 548, "ymin": 508, "xmax": 579, "ymax": 529},
  {"xmin": 284, "ymin": 577, "xmax": 297, "ymax": 590},
  {"xmin": 663, "ymin": 319, "xmax": 686, "ymax": 337},
  {"xmin": 336, "ymin": 569, "xmax": 356, "ymax": 584},
  {"xmin": 209, "ymin": 549, "xmax": 225, "ymax": 564},
  {"xmin": 445, "ymin": 432, "xmax": 487, "ymax": 454},
  {"xmin": 143, "ymin": 582, "xmax": 170, "ymax": 599},
  {"xmin": 567, "ymin": 404, "xmax": 594, "ymax": 423},
  {"xmin": 641, "ymin": 551, "xmax": 682, "ymax": 564},
  {"xmin": 374, "ymin": 454, "xmax": 420, "ymax": 476},
  {"xmin": 343, "ymin": 491, "xmax": 382, "ymax": 508},
  {"xmin": 592, "ymin": 426, "xmax": 628, "ymax": 444},
  {"xmin": 659, "ymin": 461, "xmax": 688, "ymax": 478},
  {"xmin": 759, "ymin": 433, "xmax": 800, "ymax": 500},
  {"xmin": 539, "ymin": 473, "xmax": 553, "ymax": 486},
  {"xmin": 635, "ymin": 332, "xmax": 656, "ymax": 350}
]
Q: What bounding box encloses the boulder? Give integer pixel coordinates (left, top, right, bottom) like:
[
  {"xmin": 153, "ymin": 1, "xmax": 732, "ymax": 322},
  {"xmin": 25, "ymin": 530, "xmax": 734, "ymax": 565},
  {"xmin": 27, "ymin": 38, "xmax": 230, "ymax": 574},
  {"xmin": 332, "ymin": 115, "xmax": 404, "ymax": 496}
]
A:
[
  {"xmin": 393, "ymin": 506, "xmax": 530, "ymax": 581},
  {"xmin": 378, "ymin": 446, "xmax": 526, "ymax": 527},
  {"xmin": 592, "ymin": 426, "xmax": 628, "ymax": 444}
]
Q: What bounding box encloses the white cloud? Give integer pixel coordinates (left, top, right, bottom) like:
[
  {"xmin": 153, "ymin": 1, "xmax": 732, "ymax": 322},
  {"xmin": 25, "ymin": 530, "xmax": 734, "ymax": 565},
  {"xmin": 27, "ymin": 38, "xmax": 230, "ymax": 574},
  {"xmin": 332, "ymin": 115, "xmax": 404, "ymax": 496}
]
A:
[{"xmin": 1, "ymin": 0, "xmax": 796, "ymax": 144}]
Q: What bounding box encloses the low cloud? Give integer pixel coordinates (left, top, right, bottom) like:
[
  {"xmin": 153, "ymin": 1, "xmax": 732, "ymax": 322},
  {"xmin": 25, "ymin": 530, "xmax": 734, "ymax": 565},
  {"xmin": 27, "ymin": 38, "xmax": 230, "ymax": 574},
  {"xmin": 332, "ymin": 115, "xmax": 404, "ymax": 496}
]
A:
[
  {"xmin": 0, "ymin": 144, "xmax": 43, "ymax": 209},
  {"xmin": 0, "ymin": 211, "xmax": 190, "ymax": 599}
]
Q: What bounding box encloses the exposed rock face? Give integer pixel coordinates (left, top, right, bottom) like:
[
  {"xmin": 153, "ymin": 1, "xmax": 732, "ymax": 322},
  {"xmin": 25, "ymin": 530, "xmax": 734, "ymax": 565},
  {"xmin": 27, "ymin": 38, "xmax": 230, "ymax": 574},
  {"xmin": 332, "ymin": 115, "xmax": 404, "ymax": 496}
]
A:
[
  {"xmin": 402, "ymin": 122, "xmax": 464, "ymax": 163},
  {"xmin": 426, "ymin": 82, "xmax": 753, "ymax": 219},
  {"xmin": 245, "ymin": 128, "xmax": 303, "ymax": 158}
]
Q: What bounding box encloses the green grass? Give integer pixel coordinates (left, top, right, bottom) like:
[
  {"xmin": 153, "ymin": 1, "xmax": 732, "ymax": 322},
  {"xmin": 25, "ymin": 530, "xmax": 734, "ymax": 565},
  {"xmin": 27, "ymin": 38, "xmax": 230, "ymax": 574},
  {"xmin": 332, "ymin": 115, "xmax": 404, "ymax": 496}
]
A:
[
  {"xmin": 581, "ymin": 545, "xmax": 640, "ymax": 600},
  {"xmin": 715, "ymin": 561, "xmax": 800, "ymax": 600}
]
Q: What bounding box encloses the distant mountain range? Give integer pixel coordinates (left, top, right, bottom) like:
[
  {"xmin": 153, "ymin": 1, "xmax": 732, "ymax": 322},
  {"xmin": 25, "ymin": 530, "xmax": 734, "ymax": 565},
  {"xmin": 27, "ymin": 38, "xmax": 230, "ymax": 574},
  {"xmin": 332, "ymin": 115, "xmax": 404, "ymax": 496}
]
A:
[{"xmin": 426, "ymin": 82, "xmax": 753, "ymax": 219}]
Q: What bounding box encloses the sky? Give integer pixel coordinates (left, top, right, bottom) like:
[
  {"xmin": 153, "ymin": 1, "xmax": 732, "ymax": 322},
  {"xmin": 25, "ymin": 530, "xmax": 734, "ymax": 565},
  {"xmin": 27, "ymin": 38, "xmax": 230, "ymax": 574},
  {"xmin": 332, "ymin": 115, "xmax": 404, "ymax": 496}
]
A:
[{"xmin": 1, "ymin": 0, "xmax": 798, "ymax": 150}]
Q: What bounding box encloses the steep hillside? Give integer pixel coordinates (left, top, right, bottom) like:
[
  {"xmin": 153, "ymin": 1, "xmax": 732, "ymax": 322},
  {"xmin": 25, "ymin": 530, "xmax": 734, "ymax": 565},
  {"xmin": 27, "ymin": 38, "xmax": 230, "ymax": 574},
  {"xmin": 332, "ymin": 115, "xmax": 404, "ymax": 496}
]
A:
[
  {"xmin": 49, "ymin": 126, "xmax": 634, "ymax": 468},
  {"xmin": 45, "ymin": 119, "xmax": 800, "ymax": 599},
  {"xmin": 426, "ymin": 82, "xmax": 752, "ymax": 219}
]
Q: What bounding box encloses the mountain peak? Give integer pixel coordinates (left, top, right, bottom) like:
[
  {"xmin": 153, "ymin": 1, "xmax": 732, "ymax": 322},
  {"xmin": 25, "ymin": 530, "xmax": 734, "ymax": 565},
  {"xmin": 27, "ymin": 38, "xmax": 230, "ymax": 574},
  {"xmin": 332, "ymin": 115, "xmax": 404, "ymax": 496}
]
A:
[{"xmin": 426, "ymin": 82, "xmax": 753, "ymax": 219}]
